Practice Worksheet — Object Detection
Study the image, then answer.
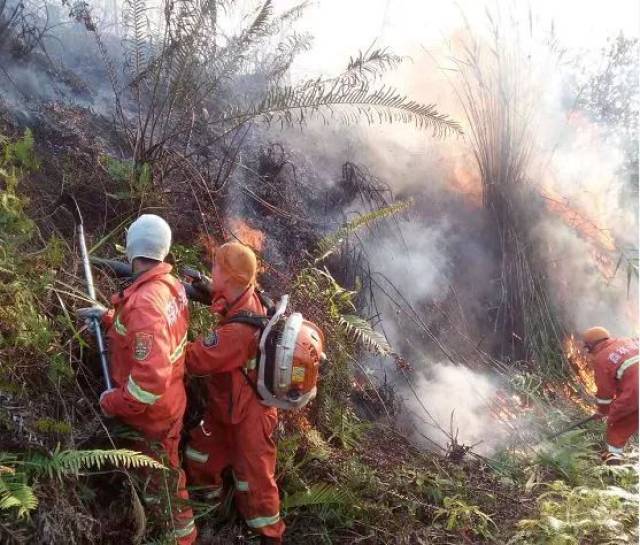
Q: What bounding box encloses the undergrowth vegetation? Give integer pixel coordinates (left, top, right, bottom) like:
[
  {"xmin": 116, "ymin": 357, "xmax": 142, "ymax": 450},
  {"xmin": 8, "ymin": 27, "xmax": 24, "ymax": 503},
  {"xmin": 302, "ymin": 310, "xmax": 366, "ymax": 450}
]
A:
[
  {"xmin": 0, "ymin": 131, "xmax": 169, "ymax": 543},
  {"xmin": 0, "ymin": 129, "xmax": 637, "ymax": 544}
]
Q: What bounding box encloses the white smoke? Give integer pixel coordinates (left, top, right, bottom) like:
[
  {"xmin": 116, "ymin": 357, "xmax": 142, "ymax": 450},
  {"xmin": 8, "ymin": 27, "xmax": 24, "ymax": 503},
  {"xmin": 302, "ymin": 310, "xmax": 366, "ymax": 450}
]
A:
[
  {"xmin": 276, "ymin": 5, "xmax": 638, "ymax": 454},
  {"xmin": 403, "ymin": 363, "xmax": 505, "ymax": 453}
]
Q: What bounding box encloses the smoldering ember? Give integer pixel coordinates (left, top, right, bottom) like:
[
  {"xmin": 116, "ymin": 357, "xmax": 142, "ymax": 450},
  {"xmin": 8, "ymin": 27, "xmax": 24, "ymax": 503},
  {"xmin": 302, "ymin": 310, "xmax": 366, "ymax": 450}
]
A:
[{"xmin": 0, "ymin": 1, "xmax": 637, "ymax": 544}]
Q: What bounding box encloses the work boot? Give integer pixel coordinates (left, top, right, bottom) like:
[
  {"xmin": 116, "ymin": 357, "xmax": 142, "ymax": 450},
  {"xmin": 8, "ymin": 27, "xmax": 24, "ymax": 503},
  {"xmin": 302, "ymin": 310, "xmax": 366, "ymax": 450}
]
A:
[
  {"xmin": 601, "ymin": 451, "xmax": 624, "ymax": 466},
  {"xmin": 260, "ymin": 537, "xmax": 282, "ymax": 545}
]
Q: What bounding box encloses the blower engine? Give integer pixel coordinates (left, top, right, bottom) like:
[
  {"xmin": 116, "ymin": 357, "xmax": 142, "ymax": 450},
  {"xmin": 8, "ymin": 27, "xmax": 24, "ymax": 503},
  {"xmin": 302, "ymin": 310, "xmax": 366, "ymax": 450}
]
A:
[{"xmin": 228, "ymin": 296, "xmax": 326, "ymax": 410}]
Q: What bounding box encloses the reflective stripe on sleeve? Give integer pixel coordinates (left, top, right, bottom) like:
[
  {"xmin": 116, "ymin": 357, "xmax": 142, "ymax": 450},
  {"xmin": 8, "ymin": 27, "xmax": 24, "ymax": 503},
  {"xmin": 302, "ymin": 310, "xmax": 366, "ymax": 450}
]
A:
[
  {"xmin": 114, "ymin": 314, "xmax": 127, "ymax": 335},
  {"xmin": 607, "ymin": 444, "xmax": 624, "ymax": 455},
  {"xmin": 126, "ymin": 375, "xmax": 161, "ymax": 404},
  {"xmin": 243, "ymin": 357, "xmax": 257, "ymax": 371},
  {"xmin": 596, "ymin": 397, "xmax": 613, "ymax": 405},
  {"xmin": 185, "ymin": 445, "xmax": 209, "ymax": 464},
  {"xmin": 169, "ymin": 333, "xmax": 188, "ymax": 364},
  {"xmin": 616, "ymin": 355, "xmax": 639, "ymax": 380},
  {"xmin": 246, "ymin": 513, "xmax": 280, "ymax": 529}
]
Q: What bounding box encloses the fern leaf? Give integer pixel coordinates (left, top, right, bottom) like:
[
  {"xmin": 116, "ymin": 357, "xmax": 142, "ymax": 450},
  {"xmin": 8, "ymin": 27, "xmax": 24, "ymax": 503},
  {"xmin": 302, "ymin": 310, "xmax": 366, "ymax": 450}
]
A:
[
  {"xmin": 340, "ymin": 314, "xmax": 391, "ymax": 355},
  {"xmin": 271, "ymin": 1, "xmax": 310, "ymax": 28},
  {"xmin": 315, "ymin": 199, "xmax": 413, "ymax": 259},
  {"xmin": 123, "ymin": 0, "xmax": 150, "ymax": 84},
  {"xmin": 27, "ymin": 448, "xmax": 165, "ymax": 479},
  {"xmin": 236, "ymin": 80, "xmax": 463, "ymax": 136},
  {"xmin": 346, "ymin": 47, "xmax": 405, "ymax": 81},
  {"xmin": 264, "ymin": 32, "xmax": 313, "ymax": 81},
  {"xmin": 0, "ymin": 473, "xmax": 38, "ymax": 518},
  {"xmin": 283, "ymin": 483, "xmax": 350, "ymax": 510},
  {"xmin": 212, "ymin": 0, "xmax": 274, "ymax": 82}
]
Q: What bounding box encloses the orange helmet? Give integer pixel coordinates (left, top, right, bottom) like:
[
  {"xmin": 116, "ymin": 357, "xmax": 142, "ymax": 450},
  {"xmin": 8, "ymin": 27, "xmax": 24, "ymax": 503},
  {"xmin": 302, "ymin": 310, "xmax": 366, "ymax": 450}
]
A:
[
  {"xmin": 215, "ymin": 242, "xmax": 257, "ymax": 288},
  {"xmin": 582, "ymin": 326, "xmax": 610, "ymax": 351}
]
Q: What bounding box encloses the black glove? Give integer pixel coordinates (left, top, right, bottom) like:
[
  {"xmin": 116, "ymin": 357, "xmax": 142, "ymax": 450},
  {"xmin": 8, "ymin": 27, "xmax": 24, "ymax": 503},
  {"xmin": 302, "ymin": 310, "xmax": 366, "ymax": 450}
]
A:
[{"xmin": 183, "ymin": 268, "xmax": 213, "ymax": 305}]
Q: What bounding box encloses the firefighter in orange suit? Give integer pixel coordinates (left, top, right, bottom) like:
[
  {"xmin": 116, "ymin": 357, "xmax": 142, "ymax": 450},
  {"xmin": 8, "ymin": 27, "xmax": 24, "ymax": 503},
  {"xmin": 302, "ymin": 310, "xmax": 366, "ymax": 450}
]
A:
[
  {"xmin": 582, "ymin": 326, "xmax": 639, "ymax": 465},
  {"xmin": 77, "ymin": 215, "xmax": 196, "ymax": 544},
  {"xmin": 184, "ymin": 242, "xmax": 285, "ymax": 545}
]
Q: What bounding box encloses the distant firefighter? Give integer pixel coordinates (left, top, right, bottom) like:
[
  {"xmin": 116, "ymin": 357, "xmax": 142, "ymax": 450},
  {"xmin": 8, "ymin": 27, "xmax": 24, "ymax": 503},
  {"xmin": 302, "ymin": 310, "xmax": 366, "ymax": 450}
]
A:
[{"xmin": 582, "ymin": 327, "xmax": 639, "ymax": 465}]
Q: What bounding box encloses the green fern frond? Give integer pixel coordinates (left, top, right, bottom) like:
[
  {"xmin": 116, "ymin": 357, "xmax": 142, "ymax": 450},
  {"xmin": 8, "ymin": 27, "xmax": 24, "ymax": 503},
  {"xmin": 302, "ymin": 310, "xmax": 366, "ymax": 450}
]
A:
[
  {"xmin": 246, "ymin": 0, "xmax": 273, "ymax": 37},
  {"xmin": 265, "ymin": 32, "xmax": 313, "ymax": 81},
  {"xmin": 346, "ymin": 47, "xmax": 405, "ymax": 81},
  {"xmin": 0, "ymin": 472, "xmax": 38, "ymax": 518},
  {"xmin": 123, "ymin": 0, "xmax": 151, "ymax": 84},
  {"xmin": 26, "ymin": 448, "xmax": 165, "ymax": 480},
  {"xmin": 236, "ymin": 80, "xmax": 463, "ymax": 135},
  {"xmin": 283, "ymin": 483, "xmax": 350, "ymax": 510},
  {"xmin": 213, "ymin": 0, "xmax": 274, "ymax": 82},
  {"xmin": 315, "ymin": 199, "xmax": 413, "ymax": 259},
  {"xmin": 271, "ymin": 1, "xmax": 310, "ymax": 28},
  {"xmin": 339, "ymin": 314, "xmax": 391, "ymax": 355}
]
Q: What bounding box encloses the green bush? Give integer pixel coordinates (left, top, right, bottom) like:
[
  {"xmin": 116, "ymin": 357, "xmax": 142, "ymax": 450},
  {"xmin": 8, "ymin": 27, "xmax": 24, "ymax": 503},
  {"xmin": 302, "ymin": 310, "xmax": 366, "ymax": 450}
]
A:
[{"xmin": 510, "ymin": 479, "xmax": 638, "ymax": 545}]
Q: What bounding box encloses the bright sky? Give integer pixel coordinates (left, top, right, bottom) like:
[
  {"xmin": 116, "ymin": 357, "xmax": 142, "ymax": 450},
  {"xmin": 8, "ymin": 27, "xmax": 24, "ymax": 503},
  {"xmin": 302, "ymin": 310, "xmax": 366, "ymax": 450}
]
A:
[{"xmin": 272, "ymin": 0, "xmax": 639, "ymax": 77}]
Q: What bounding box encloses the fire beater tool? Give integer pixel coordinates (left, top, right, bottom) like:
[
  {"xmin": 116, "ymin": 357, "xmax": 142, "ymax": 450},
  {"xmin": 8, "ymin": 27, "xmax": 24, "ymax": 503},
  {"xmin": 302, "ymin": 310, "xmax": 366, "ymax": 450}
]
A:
[
  {"xmin": 58, "ymin": 196, "xmax": 112, "ymax": 390},
  {"xmin": 546, "ymin": 413, "xmax": 599, "ymax": 440}
]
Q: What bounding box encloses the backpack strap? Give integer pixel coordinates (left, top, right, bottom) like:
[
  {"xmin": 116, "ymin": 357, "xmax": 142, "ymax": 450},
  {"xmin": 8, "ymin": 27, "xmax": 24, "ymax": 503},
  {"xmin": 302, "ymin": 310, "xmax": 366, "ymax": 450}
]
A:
[
  {"xmin": 222, "ymin": 290, "xmax": 276, "ymax": 401},
  {"xmin": 224, "ymin": 311, "xmax": 270, "ymax": 329},
  {"xmin": 223, "ymin": 311, "xmax": 270, "ymax": 400},
  {"xmin": 255, "ymin": 289, "xmax": 275, "ymax": 317}
]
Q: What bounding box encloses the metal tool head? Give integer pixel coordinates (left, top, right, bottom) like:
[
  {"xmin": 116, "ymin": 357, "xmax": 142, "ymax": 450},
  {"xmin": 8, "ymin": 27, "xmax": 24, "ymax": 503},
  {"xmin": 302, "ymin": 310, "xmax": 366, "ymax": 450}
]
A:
[{"xmin": 54, "ymin": 193, "xmax": 84, "ymax": 226}]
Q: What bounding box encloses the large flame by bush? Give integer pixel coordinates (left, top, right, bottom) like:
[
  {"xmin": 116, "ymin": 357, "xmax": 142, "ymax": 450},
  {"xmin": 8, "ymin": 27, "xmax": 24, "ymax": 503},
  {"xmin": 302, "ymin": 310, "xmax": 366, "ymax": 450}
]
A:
[{"xmin": 228, "ymin": 217, "xmax": 265, "ymax": 252}]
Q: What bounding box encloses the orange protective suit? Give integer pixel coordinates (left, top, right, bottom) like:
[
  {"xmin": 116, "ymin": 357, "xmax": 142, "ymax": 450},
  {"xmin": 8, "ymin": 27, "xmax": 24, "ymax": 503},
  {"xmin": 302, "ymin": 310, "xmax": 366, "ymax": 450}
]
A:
[
  {"xmin": 184, "ymin": 287, "xmax": 285, "ymax": 540},
  {"xmin": 100, "ymin": 263, "xmax": 196, "ymax": 544},
  {"xmin": 591, "ymin": 337, "xmax": 639, "ymax": 453}
]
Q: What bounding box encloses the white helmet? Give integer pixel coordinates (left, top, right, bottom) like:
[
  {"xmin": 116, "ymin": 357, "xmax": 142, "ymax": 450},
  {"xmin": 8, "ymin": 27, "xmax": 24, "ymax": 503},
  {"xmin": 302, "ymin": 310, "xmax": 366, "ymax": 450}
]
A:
[{"xmin": 126, "ymin": 214, "xmax": 172, "ymax": 263}]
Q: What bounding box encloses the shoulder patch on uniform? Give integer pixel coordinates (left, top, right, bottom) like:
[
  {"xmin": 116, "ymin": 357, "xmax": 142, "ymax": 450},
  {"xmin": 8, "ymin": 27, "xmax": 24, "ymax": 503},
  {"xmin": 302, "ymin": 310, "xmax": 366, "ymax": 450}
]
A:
[
  {"xmin": 134, "ymin": 332, "xmax": 154, "ymax": 361},
  {"xmin": 203, "ymin": 331, "xmax": 219, "ymax": 347}
]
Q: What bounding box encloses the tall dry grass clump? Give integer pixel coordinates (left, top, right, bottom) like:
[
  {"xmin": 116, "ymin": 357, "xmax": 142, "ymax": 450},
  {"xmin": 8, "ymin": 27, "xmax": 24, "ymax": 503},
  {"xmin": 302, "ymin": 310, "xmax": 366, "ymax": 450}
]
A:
[{"xmin": 452, "ymin": 19, "xmax": 568, "ymax": 375}]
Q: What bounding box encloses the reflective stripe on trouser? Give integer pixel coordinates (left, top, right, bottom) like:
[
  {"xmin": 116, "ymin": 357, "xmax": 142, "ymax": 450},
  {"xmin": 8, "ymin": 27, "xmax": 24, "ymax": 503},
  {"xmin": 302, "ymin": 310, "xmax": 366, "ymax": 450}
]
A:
[
  {"xmin": 232, "ymin": 471, "xmax": 250, "ymax": 492},
  {"xmin": 185, "ymin": 405, "xmax": 285, "ymax": 539},
  {"xmin": 246, "ymin": 512, "xmax": 281, "ymax": 529},
  {"xmin": 202, "ymin": 486, "xmax": 223, "ymax": 501},
  {"xmin": 174, "ymin": 518, "xmax": 196, "ymax": 539},
  {"xmin": 128, "ymin": 422, "xmax": 197, "ymax": 545},
  {"xmin": 184, "ymin": 421, "xmax": 229, "ymax": 503},
  {"xmin": 185, "ymin": 445, "xmax": 209, "ymax": 464}
]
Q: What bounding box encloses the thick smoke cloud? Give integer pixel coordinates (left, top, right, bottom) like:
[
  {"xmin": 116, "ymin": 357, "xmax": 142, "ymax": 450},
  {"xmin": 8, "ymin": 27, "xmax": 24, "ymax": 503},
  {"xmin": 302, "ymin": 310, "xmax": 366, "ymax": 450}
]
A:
[{"xmin": 276, "ymin": 9, "xmax": 638, "ymax": 453}]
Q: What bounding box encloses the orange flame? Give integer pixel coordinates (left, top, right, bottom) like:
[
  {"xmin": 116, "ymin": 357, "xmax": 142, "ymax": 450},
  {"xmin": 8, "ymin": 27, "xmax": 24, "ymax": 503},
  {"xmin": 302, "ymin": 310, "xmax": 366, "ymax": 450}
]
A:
[
  {"xmin": 448, "ymin": 163, "xmax": 483, "ymax": 206},
  {"xmin": 564, "ymin": 334, "xmax": 597, "ymax": 394},
  {"xmin": 542, "ymin": 188, "xmax": 617, "ymax": 279},
  {"xmin": 490, "ymin": 390, "xmax": 531, "ymax": 423},
  {"xmin": 227, "ymin": 218, "xmax": 265, "ymax": 252}
]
